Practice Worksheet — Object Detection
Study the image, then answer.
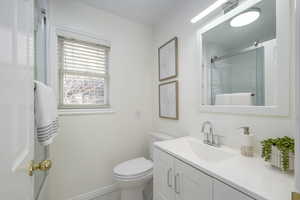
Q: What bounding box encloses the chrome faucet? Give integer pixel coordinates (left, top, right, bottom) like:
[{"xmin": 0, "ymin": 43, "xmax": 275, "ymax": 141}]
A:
[{"xmin": 201, "ymin": 121, "xmax": 220, "ymax": 147}]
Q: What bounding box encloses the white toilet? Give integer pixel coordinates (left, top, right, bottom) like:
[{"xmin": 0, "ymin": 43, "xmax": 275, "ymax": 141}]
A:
[{"xmin": 113, "ymin": 132, "xmax": 173, "ymax": 200}]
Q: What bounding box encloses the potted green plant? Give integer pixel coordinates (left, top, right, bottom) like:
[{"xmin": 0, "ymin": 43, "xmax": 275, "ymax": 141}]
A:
[{"xmin": 261, "ymin": 136, "xmax": 295, "ymax": 171}]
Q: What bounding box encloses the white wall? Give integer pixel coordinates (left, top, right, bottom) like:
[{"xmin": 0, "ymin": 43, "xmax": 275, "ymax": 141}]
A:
[
  {"xmin": 152, "ymin": 1, "xmax": 295, "ymax": 149},
  {"xmin": 47, "ymin": 0, "xmax": 154, "ymax": 199},
  {"xmin": 295, "ymin": 0, "xmax": 300, "ymax": 191}
]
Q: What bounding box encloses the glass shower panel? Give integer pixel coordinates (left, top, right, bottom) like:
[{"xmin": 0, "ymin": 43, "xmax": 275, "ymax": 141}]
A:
[{"xmin": 211, "ymin": 48, "xmax": 265, "ymax": 106}]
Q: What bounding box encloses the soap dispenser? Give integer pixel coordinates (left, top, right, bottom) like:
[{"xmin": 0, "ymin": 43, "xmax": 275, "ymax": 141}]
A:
[{"xmin": 239, "ymin": 127, "xmax": 254, "ymax": 157}]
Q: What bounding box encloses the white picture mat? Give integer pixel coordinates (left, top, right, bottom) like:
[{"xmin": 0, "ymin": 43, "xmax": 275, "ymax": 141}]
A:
[
  {"xmin": 159, "ymin": 39, "xmax": 177, "ymax": 80},
  {"xmin": 159, "ymin": 82, "xmax": 177, "ymax": 118}
]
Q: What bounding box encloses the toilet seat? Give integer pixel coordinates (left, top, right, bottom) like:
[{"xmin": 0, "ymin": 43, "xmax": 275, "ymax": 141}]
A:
[{"xmin": 113, "ymin": 157, "xmax": 153, "ymax": 180}]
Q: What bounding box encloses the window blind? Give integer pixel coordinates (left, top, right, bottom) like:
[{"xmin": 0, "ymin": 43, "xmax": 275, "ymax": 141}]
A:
[
  {"xmin": 57, "ymin": 36, "xmax": 109, "ymax": 76},
  {"xmin": 57, "ymin": 35, "xmax": 110, "ymax": 108}
]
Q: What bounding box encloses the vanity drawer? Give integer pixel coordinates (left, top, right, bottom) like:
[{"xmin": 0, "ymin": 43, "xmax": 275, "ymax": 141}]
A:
[{"xmin": 213, "ymin": 180, "xmax": 254, "ymax": 200}]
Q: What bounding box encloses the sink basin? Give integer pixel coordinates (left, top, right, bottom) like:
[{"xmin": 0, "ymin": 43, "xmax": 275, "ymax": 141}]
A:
[{"xmin": 187, "ymin": 139, "xmax": 236, "ymax": 163}]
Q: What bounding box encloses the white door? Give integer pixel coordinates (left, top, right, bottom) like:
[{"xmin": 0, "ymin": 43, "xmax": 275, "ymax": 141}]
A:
[
  {"xmin": 0, "ymin": 0, "xmax": 35, "ymax": 199},
  {"xmin": 153, "ymin": 149, "xmax": 175, "ymax": 200},
  {"xmin": 213, "ymin": 180, "xmax": 253, "ymax": 200},
  {"xmin": 174, "ymin": 159, "xmax": 213, "ymax": 200}
]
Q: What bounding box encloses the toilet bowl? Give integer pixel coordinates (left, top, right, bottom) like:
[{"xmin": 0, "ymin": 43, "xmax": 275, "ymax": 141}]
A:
[
  {"xmin": 113, "ymin": 157, "xmax": 153, "ymax": 200},
  {"xmin": 113, "ymin": 132, "xmax": 174, "ymax": 200}
]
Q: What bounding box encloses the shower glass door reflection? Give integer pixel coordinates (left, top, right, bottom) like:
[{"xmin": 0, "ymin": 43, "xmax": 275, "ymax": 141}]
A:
[{"xmin": 211, "ymin": 47, "xmax": 265, "ymax": 106}]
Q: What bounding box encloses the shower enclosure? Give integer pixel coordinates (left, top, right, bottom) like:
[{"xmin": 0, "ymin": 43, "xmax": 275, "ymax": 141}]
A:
[{"xmin": 210, "ymin": 47, "xmax": 265, "ymax": 106}]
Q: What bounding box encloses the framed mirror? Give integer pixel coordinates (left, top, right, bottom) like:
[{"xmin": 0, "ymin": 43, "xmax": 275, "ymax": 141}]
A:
[{"xmin": 198, "ymin": 0, "xmax": 291, "ymax": 116}]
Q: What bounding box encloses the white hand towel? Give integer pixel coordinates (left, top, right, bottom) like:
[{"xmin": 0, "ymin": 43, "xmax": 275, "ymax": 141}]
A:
[
  {"xmin": 230, "ymin": 93, "xmax": 254, "ymax": 105},
  {"xmin": 34, "ymin": 81, "xmax": 58, "ymax": 145},
  {"xmin": 215, "ymin": 94, "xmax": 231, "ymax": 105}
]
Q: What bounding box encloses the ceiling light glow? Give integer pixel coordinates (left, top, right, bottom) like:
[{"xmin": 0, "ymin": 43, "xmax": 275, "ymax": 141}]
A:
[
  {"xmin": 230, "ymin": 9, "xmax": 260, "ymax": 27},
  {"xmin": 190, "ymin": 0, "xmax": 228, "ymax": 24}
]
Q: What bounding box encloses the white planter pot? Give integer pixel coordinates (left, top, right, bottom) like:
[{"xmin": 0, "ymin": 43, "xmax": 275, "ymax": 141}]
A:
[{"xmin": 270, "ymin": 146, "xmax": 294, "ymax": 171}]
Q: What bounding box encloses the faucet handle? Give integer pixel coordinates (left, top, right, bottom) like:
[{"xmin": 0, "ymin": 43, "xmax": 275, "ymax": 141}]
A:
[{"xmin": 238, "ymin": 127, "xmax": 250, "ymax": 135}]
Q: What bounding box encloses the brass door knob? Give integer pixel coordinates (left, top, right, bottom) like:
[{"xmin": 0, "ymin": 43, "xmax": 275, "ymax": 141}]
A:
[
  {"xmin": 39, "ymin": 160, "xmax": 52, "ymax": 171},
  {"xmin": 28, "ymin": 160, "xmax": 52, "ymax": 176}
]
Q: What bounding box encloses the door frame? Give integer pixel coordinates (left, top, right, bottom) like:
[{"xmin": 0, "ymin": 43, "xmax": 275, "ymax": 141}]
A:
[{"xmin": 295, "ymin": 0, "xmax": 300, "ymax": 192}]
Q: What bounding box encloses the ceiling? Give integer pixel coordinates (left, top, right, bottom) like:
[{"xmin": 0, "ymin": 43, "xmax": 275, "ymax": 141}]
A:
[{"xmin": 77, "ymin": 0, "xmax": 204, "ymax": 25}]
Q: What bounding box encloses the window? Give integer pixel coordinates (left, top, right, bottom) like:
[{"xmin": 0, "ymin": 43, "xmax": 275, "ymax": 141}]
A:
[{"xmin": 57, "ymin": 35, "xmax": 110, "ymax": 109}]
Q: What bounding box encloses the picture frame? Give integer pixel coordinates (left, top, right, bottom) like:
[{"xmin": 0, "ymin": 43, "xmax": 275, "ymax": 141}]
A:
[
  {"xmin": 158, "ymin": 37, "xmax": 178, "ymax": 81},
  {"xmin": 159, "ymin": 80, "xmax": 178, "ymax": 120}
]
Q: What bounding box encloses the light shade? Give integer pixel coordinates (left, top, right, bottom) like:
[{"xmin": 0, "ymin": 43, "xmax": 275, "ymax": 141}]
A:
[{"xmin": 230, "ymin": 9, "xmax": 260, "ymax": 27}]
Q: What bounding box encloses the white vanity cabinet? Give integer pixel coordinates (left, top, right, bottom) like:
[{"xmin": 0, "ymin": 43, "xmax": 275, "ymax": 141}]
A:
[
  {"xmin": 174, "ymin": 159, "xmax": 213, "ymax": 200},
  {"xmin": 154, "ymin": 148, "xmax": 255, "ymax": 200},
  {"xmin": 154, "ymin": 148, "xmax": 213, "ymax": 200},
  {"xmin": 213, "ymin": 180, "xmax": 253, "ymax": 200},
  {"xmin": 154, "ymin": 147, "xmax": 175, "ymax": 200}
]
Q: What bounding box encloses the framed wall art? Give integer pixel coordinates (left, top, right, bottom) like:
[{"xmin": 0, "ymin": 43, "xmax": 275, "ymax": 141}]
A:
[
  {"xmin": 159, "ymin": 80, "xmax": 178, "ymax": 120},
  {"xmin": 158, "ymin": 37, "xmax": 178, "ymax": 81}
]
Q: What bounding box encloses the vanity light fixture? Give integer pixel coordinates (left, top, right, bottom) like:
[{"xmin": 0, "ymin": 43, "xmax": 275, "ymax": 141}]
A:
[
  {"xmin": 190, "ymin": 0, "xmax": 228, "ymax": 24},
  {"xmin": 230, "ymin": 8, "xmax": 260, "ymax": 27}
]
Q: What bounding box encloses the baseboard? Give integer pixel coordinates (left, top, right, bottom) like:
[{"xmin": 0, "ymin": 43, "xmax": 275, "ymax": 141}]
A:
[{"xmin": 67, "ymin": 184, "xmax": 119, "ymax": 200}]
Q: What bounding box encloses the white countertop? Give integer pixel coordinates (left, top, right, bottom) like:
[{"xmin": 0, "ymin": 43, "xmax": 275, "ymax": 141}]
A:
[{"xmin": 154, "ymin": 136, "xmax": 295, "ymax": 200}]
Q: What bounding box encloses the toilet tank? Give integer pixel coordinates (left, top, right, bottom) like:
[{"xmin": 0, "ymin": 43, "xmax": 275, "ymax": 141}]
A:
[{"xmin": 149, "ymin": 132, "xmax": 174, "ymax": 160}]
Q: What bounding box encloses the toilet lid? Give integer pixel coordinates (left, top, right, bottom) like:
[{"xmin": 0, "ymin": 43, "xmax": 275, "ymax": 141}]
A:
[{"xmin": 113, "ymin": 157, "xmax": 153, "ymax": 177}]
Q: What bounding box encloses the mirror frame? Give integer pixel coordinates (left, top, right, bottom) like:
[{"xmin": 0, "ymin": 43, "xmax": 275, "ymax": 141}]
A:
[{"xmin": 197, "ymin": 0, "xmax": 292, "ymax": 116}]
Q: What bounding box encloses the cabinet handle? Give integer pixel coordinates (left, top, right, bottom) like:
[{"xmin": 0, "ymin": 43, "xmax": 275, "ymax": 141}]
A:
[
  {"xmin": 175, "ymin": 173, "xmax": 180, "ymax": 194},
  {"xmin": 167, "ymin": 168, "xmax": 172, "ymax": 187}
]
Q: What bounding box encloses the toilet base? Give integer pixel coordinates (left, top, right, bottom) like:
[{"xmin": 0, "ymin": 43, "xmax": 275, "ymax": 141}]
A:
[
  {"xmin": 114, "ymin": 166, "xmax": 153, "ymax": 200},
  {"xmin": 120, "ymin": 185, "xmax": 145, "ymax": 200}
]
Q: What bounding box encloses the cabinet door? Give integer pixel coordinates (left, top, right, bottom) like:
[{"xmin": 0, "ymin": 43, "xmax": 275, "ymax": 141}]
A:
[
  {"xmin": 174, "ymin": 159, "xmax": 213, "ymax": 200},
  {"xmin": 153, "ymin": 148, "xmax": 175, "ymax": 200},
  {"xmin": 214, "ymin": 180, "xmax": 254, "ymax": 200}
]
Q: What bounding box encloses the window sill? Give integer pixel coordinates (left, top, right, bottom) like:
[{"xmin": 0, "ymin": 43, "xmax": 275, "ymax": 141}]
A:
[{"xmin": 58, "ymin": 108, "xmax": 115, "ymax": 116}]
